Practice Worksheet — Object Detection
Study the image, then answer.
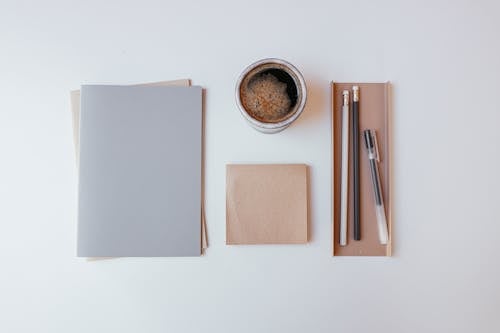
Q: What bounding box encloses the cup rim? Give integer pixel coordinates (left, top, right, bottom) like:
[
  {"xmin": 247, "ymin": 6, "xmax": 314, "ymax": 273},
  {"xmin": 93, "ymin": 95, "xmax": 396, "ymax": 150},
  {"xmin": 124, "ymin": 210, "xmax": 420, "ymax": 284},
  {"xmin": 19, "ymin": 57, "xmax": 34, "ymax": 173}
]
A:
[{"xmin": 235, "ymin": 58, "xmax": 307, "ymax": 131}]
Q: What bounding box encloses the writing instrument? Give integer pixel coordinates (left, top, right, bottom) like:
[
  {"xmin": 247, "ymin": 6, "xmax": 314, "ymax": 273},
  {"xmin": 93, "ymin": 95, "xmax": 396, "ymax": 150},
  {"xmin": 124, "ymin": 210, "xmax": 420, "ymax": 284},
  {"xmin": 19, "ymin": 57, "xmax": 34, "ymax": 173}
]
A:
[
  {"xmin": 352, "ymin": 86, "xmax": 361, "ymax": 240},
  {"xmin": 363, "ymin": 129, "xmax": 389, "ymax": 245},
  {"xmin": 339, "ymin": 90, "xmax": 349, "ymax": 246}
]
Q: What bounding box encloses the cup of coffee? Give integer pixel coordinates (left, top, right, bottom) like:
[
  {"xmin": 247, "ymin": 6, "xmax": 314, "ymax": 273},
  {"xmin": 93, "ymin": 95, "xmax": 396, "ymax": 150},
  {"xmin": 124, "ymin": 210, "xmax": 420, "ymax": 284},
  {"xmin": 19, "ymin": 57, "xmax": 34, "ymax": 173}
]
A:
[{"xmin": 235, "ymin": 58, "xmax": 307, "ymax": 133}]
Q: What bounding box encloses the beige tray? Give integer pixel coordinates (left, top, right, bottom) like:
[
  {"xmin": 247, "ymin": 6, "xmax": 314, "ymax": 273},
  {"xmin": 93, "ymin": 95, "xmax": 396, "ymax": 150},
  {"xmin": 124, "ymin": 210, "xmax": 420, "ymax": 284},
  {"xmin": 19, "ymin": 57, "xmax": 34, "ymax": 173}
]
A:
[{"xmin": 332, "ymin": 82, "xmax": 392, "ymax": 256}]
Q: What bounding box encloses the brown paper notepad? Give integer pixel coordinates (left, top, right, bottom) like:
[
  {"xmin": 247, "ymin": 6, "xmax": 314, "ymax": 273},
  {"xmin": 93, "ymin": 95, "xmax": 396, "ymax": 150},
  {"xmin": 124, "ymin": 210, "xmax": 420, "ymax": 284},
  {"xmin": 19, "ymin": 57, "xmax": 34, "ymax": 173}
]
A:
[
  {"xmin": 332, "ymin": 82, "xmax": 392, "ymax": 256},
  {"xmin": 226, "ymin": 164, "xmax": 308, "ymax": 244}
]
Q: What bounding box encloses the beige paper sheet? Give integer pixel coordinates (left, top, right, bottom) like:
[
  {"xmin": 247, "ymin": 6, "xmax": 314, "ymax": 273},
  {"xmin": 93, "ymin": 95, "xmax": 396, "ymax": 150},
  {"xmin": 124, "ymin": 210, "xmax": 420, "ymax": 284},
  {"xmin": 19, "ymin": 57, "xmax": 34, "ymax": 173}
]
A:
[
  {"xmin": 226, "ymin": 164, "xmax": 308, "ymax": 244},
  {"xmin": 71, "ymin": 79, "xmax": 207, "ymax": 257}
]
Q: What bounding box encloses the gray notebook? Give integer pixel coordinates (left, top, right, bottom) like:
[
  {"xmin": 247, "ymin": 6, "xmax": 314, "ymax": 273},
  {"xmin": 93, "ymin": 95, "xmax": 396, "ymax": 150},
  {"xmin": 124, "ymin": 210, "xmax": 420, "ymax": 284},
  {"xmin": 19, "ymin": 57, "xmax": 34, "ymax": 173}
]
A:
[{"xmin": 77, "ymin": 85, "xmax": 202, "ymax": 257}]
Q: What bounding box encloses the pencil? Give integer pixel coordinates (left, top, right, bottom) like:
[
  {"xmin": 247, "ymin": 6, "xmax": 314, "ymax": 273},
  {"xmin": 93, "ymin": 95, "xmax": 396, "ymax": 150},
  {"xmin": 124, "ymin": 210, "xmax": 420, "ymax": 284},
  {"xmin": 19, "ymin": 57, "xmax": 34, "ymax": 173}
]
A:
[
  {"xmin": 340, "ymin": 90, "xmax": 350, "ymax": 246},
  {"xmin": 352, "ymin": 86, "xmax": 361, "ymax": 241}
]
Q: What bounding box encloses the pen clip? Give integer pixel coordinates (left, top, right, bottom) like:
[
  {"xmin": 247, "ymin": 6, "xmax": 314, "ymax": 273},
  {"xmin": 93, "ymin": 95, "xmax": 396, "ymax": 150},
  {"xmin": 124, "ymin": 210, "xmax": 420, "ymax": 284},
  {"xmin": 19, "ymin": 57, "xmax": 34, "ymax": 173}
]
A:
[{"xmin": 372, "ymin": 130, "xmax": 380, "ymax": 162}]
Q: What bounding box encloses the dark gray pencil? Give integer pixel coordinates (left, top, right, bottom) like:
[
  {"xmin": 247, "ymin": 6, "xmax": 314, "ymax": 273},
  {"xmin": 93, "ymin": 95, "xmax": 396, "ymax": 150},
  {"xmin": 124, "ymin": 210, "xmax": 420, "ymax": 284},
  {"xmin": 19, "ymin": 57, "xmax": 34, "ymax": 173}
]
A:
[{"xmin": 352, "ymin": 86, "xmax": 361, "ymax": 241}]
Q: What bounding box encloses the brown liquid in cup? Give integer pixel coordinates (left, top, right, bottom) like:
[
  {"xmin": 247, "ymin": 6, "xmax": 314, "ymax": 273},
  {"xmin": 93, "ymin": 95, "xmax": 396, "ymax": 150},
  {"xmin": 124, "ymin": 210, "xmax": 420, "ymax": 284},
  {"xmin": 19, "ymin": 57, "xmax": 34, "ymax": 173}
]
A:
[{"xmin": 240, "ymin": 68, "xmax": 298, "ymax": 123}]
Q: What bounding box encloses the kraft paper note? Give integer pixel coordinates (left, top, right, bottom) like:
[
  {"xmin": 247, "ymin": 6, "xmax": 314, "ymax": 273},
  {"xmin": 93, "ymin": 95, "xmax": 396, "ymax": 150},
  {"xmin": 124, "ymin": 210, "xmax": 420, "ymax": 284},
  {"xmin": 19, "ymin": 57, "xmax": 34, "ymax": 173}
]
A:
[{"xmin": 226, "ymin": 164, "xmax": 308, "ymax": 244}]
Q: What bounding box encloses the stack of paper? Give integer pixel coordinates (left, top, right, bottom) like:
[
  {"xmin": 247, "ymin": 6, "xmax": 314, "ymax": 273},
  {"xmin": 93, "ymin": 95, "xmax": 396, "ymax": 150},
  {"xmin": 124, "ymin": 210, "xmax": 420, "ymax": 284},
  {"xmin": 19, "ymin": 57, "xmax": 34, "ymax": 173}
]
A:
[{"xmin": 72, "ymin": 80, "xmax": 206, "ymax": 257}]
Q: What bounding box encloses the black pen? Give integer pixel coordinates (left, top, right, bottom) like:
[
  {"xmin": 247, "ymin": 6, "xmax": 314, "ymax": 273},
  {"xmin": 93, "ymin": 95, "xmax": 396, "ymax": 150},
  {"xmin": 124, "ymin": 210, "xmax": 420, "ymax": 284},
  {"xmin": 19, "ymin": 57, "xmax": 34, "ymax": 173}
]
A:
[
  {"xmin": 363, "ymin": 129, "xmax": 388, "ymax": 244},
  {"xmin": 352, "ymin": 86, "xmax": 361, "ymax": 240}
]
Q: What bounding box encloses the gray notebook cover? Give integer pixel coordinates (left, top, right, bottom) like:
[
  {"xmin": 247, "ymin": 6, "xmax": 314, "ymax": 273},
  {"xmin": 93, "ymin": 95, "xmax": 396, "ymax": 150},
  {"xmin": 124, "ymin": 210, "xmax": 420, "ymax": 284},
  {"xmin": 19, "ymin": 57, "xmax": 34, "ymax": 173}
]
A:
[{"xmin": 77, "ymin": 85, "xmax": 202, "ymax": 257}]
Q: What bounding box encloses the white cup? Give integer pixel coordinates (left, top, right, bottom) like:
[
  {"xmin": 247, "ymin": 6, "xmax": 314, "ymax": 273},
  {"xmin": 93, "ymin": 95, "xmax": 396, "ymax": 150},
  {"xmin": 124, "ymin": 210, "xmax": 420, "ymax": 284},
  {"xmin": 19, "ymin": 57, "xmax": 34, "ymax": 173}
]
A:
[{"xmin": 235, "ymin": 58, "xmax": 307, "ymax": 134}]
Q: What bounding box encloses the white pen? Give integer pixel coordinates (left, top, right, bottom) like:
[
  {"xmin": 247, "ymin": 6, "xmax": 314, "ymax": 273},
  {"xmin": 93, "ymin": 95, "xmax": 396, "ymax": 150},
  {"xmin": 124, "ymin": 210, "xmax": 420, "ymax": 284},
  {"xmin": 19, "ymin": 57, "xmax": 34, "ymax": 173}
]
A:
[
  {"xmin": 363, "ymin": 129, "xmax": 389, "ymax": 245},
  {"xmin": 339, "ymin": 90, "xmax": 349, "ymax": 246}
]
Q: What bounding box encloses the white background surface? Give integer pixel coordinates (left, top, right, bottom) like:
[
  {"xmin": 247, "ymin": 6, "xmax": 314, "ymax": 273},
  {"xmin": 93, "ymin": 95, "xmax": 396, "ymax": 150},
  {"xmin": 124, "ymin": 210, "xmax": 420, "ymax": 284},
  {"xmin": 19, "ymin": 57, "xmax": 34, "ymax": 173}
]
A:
[{"xmin": 1, "ymin": 0, "xmax": 499, "ymax": 332}]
